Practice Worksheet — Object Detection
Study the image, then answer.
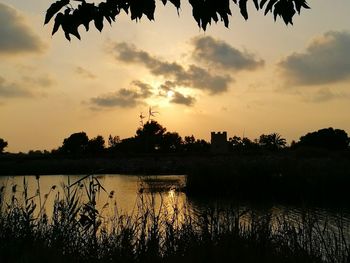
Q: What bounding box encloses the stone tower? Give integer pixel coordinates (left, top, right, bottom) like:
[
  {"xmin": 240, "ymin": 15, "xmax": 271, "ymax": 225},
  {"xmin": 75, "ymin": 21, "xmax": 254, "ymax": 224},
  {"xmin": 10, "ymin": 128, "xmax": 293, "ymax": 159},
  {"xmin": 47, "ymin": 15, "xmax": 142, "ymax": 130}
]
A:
[{"xmin": 211, "ymin": 131, "xmax": 228, "ymax": 153}]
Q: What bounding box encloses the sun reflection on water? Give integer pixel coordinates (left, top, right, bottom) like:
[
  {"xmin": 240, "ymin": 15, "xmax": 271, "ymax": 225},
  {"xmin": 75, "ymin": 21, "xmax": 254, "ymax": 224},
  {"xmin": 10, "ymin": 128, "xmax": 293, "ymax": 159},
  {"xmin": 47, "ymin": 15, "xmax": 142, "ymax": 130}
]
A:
[{"xmin": 168, "ymin": 188, "xmax": 176, "ymax": 199}]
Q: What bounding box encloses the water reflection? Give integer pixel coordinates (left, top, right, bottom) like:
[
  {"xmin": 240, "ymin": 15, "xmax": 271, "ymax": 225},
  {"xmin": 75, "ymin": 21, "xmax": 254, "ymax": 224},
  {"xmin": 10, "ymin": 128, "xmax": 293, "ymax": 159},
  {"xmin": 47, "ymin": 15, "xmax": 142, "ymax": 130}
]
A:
[
  {"xmin": 0, "ymin": 174, "xmax": 187, "ymax": 220},
  {"xmin": 1, "ymin": 174, "xmax": 350, "ymax": 232}
]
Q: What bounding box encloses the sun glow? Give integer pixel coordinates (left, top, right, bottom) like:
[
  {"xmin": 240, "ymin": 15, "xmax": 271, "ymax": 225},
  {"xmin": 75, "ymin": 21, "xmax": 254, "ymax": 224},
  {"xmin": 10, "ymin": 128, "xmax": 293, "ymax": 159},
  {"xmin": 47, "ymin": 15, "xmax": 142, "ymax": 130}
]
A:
[{"xmin": 167, "ymin": 90, "xmax": 175, "ymax": 98}]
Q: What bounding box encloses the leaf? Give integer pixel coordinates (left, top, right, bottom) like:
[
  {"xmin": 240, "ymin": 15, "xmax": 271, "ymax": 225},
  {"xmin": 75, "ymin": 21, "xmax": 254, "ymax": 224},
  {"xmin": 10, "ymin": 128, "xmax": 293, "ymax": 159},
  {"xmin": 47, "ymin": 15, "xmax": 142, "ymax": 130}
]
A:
[
  {"xmin": 264, "ymin": 0, "xmax": 278, "ymax": 15},
  {"xmin": 119, "ymin": 0, "xmax": 130, "ymax": 14},
  {"xmin": 94, "ymin": 14, "xmax": 104, "ymax": 31},
  {"xmin": 70, "ymin": 26, "xmax": 81, "ymax": 40},
  {"xmin": 260, "ymin": 0, "xmax": 268, "ymax": 8},
  {"xmin": 130, "ymin": 0, "xmax": 143, "ymax": 20},
  {"xmin": 190, "ymin": 0, "xmax": 202, "ymax": 28},
  {"xmin": 61, "ymin": 9, "xmax": 81, "ymax": 41},
  {"xmin": 294, "ymin": 0, "xmax": 310, "ymax": 14},
  {"xmin": 52, "ymin": 12, "xmax": 64, "ymax": 35},
  {"xmin": 143, "ymin": 0, "xmax": 156, "ymax": 20},
  {"xmin": 301, "ymin": 1, "xmax": 310, "ymax": 9},
  {"xmin": 239, "ymin": 0, "xmax": 248, "ymax": 20},
  {"xmin": 44, "ymin": 0, "xmax": 70, "ymax": 25},
  {"xmin": 99, "ymin": 1, "xmax": 119, "ymax": 25},
  {"xmin": 78, "ymin": 2, "xmax": 96, "ymax": 31},
  {"xmin": 169, "ymin": 0, "xmax": 181, "ymax": 9},
  {"xmin": 252, "ymin": 0, "xmax": 259, "ymax": 10},
  {"xmin": 273, "ymin": 0, "xmax": 296, "ymax": 24},
  {"xmin": 222, "ymin": 14, "xmax": 229, "ymax": 27},
  {"xmin": 282, "ymin": 0, "xmax": 296, "ymax": 24},
  {"xmin": 212, "ymin": 12, "xmax": 218, "ymax": 23}
]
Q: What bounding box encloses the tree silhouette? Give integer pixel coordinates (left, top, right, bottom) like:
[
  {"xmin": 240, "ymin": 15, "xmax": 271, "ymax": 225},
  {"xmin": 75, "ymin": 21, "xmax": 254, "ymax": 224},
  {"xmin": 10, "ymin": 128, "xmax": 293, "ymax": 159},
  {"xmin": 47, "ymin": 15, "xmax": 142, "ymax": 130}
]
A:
[
  {"xmin": 135, "ymin": 120, "xmax": 166, "ymax": 152},
  {"xmin": 183, "ymin": 134, "xmax": 210, "ymax": 152},
  {"xmin": 108, "ymin": 135, "xmax": 120, "ymax": 148},
  {"xmin": 60, "ymin": 132, "xmax": 89, "ymax": 154},
  {"xmin": 184, "ymin": 135, "xmax": 195, "ymax": 145},
  {"xmin": 161, "ymin": 131, "xmax": 183, "ymax": 152},
  {"xmin": 44, "ymin": 0, "xmax": 310, "ymax": 40},
  {"xmin": 87, "ymin": 135, "xmax": 105, "ymax": 153},
  {"xmin": 296, "ymin": 128, "xmax": 349, "ymax": 151},
  {"xmin": 228, "ymin": 136, "xmax": 259, "ymax": 151},
  {"xmin": 0, "ymin": 138, "xmax": 8, "ymax": 154},
  {"xmin": 259, "ymin": 133, "xmax": 286, "ymax": 150}
]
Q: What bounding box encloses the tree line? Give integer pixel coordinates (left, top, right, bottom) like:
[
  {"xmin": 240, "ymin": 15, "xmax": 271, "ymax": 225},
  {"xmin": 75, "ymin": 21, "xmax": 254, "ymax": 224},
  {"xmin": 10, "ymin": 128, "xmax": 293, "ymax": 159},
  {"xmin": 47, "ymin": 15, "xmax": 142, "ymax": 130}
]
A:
[
  {"xmin": 229, "ymin": 128, "xmax": 350, "ymax": 152},
  {"xmin": 1, "ymin": 123, "xmax": 349, "ymax": 155},
  {"xmin": 52, "ymin": 120, "xmax": 210, "ymax": 155}
]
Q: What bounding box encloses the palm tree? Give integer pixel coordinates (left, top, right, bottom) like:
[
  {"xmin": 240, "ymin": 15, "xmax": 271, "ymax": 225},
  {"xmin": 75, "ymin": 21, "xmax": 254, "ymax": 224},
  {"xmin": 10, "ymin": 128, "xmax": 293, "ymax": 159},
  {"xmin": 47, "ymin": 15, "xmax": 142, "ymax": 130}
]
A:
[
  {"xmin": 259, "ymin": 133, "xmax": 286, "ymax": 150},
  {"xmin": 270, "ymin": 133, "xmax": 287, "ymax": 149}
]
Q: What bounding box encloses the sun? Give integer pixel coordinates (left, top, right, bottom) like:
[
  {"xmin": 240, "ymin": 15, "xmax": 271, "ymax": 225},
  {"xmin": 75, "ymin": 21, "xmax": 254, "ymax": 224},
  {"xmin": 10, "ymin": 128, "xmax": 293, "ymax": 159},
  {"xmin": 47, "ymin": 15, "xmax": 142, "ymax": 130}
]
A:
[{"xmin": 167, "ymin": 90, "xmax": 175, "ymax": 98}]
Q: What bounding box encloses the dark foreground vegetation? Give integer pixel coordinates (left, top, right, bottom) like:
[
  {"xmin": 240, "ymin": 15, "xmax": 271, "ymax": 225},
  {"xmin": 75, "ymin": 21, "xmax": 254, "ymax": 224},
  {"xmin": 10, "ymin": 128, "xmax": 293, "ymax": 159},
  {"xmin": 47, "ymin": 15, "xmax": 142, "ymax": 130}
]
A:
[{"xmin": 1, "ymin": 175, "xmax": 350, "ymax": 263}]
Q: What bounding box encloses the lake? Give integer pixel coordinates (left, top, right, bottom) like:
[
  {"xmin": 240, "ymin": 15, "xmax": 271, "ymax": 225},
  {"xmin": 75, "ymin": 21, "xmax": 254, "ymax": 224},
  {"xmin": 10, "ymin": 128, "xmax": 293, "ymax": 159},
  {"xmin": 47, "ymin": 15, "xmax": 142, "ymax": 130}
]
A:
[{"xmin": 1, "ymin": 174, "xmax": 350, "ymax": 226}]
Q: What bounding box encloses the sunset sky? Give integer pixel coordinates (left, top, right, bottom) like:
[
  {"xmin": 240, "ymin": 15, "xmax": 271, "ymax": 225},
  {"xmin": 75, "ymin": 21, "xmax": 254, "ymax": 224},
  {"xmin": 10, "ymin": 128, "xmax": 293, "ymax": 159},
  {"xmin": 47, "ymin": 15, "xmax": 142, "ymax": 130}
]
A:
[{"xmin": 1, "ymin": 0, "xmax": 350, "ymax": 152}]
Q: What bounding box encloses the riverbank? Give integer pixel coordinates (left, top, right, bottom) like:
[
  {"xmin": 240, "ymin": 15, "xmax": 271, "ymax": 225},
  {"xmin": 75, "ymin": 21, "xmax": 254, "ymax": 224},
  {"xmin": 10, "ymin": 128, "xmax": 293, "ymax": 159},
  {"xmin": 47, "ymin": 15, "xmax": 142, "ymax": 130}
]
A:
[
  {"xmin": 0, "ymin": 154, "xmax": 189, "ymax": 175},
  {"xmin": 1, "ymin": 151, "xmax": 349, "ymax": 175}
]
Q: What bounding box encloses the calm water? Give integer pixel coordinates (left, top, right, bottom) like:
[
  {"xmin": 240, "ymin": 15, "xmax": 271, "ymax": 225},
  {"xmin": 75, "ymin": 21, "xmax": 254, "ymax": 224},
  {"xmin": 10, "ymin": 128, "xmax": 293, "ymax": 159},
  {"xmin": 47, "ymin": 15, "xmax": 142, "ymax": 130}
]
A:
[
  {"xmin": 1, "ymin": 174, "xmax": 350, "ymax": 229},
  {"xmin": 0, "ymin": 174, "xmax": 187, "ymax": 217}
]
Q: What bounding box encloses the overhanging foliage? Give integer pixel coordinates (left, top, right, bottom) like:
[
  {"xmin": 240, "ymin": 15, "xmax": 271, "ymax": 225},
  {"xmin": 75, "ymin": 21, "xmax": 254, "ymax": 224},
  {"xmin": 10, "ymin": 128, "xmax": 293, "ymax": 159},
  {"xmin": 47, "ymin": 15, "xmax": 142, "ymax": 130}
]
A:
[{"xmin": 44, "ymin": 0, "xmax": 310, "ymax": 41}]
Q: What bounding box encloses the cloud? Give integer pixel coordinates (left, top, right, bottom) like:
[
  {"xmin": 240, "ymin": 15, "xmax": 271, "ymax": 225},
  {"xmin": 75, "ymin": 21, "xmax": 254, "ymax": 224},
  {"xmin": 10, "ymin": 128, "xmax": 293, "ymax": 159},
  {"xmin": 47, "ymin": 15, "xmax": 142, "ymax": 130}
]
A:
[
  {"xmin": 279, "ymin": 31, "xmax": 350, "ymax": 86},
  {"xmin": 21, "ymin": 75, "xmax": 55, "ymax": 88},
  {"xmin": 0, "ymin": 76, "xmax": 33, "ymax": 98},
  {"xmin": 110, "ymin": 42, "xmax": 232, "ymax": 94},
  {"xmin": 158, "ymin": 82, "xmax": 196, "ymax": 106},
  {"xmin": 0, "ymin": 74, "xmax": 55, "ymax": 99},
  {"xmin": 89, "ymin": 81, "xmax": 153, "ymax": 109},
  {"xmin": 192, "ymin": 36, "xmax": 264, "ymax": 70},
  {"xmin": 75, "ymin": 66, "xmax": 97, "ymax": 79},
  {"xmin": 131, "ymin": 80, "xmax": 153, "ymax": 98},
  {"xmin": 158, "ymin": 81, "xmax": 174, "ymax": 94},
  {"xmin": 170, "ymin": 92, "xmax": 196, "ymax": 106},
  {"xmin": 303, "ymin": 88, "xmax": 350, "ymax": 103},
  {"xmin": 0, "ymin": 3, "xmax": 45, "ymax": 55}
]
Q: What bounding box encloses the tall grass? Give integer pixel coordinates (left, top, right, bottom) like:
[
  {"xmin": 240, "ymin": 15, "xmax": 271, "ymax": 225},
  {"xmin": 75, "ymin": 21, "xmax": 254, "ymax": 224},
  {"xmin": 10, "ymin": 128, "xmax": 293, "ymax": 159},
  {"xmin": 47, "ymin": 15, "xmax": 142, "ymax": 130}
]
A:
[{"xmin": 0, "ymin": 175, "xmax": 349, "ymax": 263}]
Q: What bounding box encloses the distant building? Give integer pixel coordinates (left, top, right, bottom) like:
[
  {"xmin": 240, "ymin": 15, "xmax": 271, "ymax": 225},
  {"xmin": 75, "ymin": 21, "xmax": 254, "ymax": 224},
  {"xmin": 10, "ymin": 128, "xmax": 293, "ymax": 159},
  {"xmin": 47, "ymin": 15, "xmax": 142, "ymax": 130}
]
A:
[{"xmin": 211, "ymin": 131, "xmax": 228, "ymax": 153}]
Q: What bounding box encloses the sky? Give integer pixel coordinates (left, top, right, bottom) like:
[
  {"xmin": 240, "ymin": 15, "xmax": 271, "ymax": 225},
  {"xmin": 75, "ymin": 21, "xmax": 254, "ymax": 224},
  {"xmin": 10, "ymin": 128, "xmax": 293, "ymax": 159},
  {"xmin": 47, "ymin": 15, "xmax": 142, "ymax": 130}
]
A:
[{"xmin": 1, "ymin": 0, "xmax": 350, "ymax": 152}]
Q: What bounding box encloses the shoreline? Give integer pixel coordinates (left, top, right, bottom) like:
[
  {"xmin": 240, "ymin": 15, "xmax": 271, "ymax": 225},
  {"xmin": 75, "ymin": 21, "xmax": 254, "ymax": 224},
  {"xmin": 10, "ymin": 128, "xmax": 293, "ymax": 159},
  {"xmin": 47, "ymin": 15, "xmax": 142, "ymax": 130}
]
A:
[{"xmin": 1, "ymin": 151, "xmax": 349, "ymax": 175}]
